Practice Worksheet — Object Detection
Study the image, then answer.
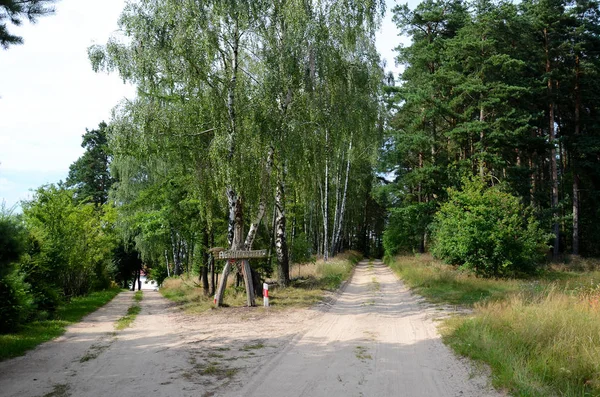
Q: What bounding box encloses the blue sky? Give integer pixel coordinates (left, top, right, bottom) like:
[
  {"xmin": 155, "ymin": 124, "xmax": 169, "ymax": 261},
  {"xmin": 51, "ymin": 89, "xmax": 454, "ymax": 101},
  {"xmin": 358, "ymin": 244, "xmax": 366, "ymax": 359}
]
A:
[{"xmin": 0, "ymin": 0, "xmax": 407, "ymax": 211}]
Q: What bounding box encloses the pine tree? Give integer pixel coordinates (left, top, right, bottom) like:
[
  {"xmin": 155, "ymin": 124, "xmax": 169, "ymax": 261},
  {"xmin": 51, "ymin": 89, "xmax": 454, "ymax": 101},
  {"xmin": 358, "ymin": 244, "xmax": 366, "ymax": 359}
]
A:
[{"xmin": 0, "ymin": 0, "xmax": 56, "ymax": 49}]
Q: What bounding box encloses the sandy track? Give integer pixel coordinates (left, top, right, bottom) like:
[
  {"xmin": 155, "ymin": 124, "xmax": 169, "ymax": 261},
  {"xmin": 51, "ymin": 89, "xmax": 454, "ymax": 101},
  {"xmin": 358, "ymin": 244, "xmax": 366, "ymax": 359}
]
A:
[
  {"xmin": 225, "ymin": 261, "xmax": 502, "ymax": 397},
  {"xmin": 0, "ymin": 261, "xmax": 502, "ymax": 397}
]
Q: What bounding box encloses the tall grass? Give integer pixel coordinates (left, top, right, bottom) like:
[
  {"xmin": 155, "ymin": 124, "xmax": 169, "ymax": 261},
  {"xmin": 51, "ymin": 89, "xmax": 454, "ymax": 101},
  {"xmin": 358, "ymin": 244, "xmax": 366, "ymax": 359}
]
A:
[
  {"xmin": 389, "ymin": 255, "xmax": 600, "ymax": 396},
  {"xmin": 444, "ymin": 284, "xmax": 600, "ymax": 396},
  {"xmin": 160, "ymin": 251, "xmax": 362, "ymax": 311},
  {"xmin": 387, "ymin": 254, "xmax": 521, "ymax": 305}
]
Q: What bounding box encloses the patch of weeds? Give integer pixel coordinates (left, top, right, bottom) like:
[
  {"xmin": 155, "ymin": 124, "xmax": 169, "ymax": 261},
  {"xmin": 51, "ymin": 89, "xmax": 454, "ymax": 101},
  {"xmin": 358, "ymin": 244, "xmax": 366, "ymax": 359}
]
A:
[
  {"xmin": 80, "ymin": 343, "xmax": 111, "ymax": 362},
  {"xmin": 361, "ymin": 299, "xmax": 375, "ymax": 306},
  {"xmin": 42, "ymin": 383, "xmax": 70, "ymax": 397},
  {"xmin": 134, "ymin": 291, "xmax": 143, "ymax": 302},
  {"xmin": 215, "ymin": 347, "xmax": 230, "ymax": 351},
  {"xmin": 355, "ymin": 346, "xmax": 372, "ymax": 361},
  {"xmin": 195, "ymin": 362, "xmax": 238, "ymax": 380},
  {"xmin": 240, "ymin": 342, "xmax": 265, "ymax": 351},
  {"xmin": 115, "ymin": 305, "xmax": 141, "ymax": 330},
  {"xmin": 370, "ymin": 277, "xmax": 381, "ymax": 292},
  {"xmin": 207, "ymin": 352, "xmax": 224, "ymax": 358}
]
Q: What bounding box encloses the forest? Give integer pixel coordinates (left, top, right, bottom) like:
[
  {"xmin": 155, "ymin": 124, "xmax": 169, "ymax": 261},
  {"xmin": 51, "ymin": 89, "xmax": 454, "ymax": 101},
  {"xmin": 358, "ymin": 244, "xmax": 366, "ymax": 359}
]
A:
[{"xmin": 2, "ymin": 0, "xmax": 600, "ymax": 330}]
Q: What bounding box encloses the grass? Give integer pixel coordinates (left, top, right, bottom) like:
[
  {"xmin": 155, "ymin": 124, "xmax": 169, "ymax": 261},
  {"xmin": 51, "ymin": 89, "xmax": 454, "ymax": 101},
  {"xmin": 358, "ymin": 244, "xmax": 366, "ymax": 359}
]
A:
[
  {"xmin": 240, "ymin": 342, "xmax": 265, "ymax": 351},
  {"xmin": 0, "ymin": 287, "xmax": 121, "ymax": 361},
  {"xmin": 160, "ymin": 251, "xmax": 362, "ymax": 312},
  {"xmin": 389, "ymin": 254, "xmax": 600, "ymax": 396},
  {"xmin": 267, "ymin": 251, "xmax": 361, "ymax": 307},
  {"xmin": 42, "ymin": 383, "xmax": 70, "ymax": 397},
  {"xmin": 354, "ymin": 345, "xmax": 372, "ymax": 361},
  {"xmin": 387, "ymin": 254, "xmax": 521, "ymax": 306},
  {"xmin": 115, "ymin": 303, "xmax": 142, "ymax": 330}
]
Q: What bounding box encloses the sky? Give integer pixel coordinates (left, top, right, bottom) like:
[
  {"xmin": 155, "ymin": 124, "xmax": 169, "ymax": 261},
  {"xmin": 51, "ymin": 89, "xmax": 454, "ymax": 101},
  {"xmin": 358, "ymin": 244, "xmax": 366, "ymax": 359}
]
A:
[{"xmin": 0, "ymin": 0, "xmax": 408, "ymax": 211}]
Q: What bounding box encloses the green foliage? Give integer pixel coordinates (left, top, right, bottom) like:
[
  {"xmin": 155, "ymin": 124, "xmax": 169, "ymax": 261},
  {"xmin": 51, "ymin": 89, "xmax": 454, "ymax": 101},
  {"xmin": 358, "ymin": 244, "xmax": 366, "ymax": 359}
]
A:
[
  {"xmin": 431, "ymin": 178, "xmax": 549, "ymax": 277},
  {"xmin": 0, "ymin": 214, "xmax": 26, "ymax": 272},
  {"xmin": 382, "ymin": 0, "xmax": 600, "ymax": 259},
  {"xmin": 0, "ymin": 0, "xmax": 56, "ymax": 49},
  {"xmin": 0, "ymin": 210, "xmax": 33, "ymax": 332},
  {"xmin": 0, "ymin": 288, "xmax": 120, "ymax": 360},
  {"xmin": 291, "ymin": 232, "xmax": 312, "ymax": 264},
  {"xmin": 148, "ymin": 265, "xmax": 169, "ymax": 287},
  {"xmin": 22, "ymin": 185, "xmax": 118, "ymax": 300},
  {"xmin": 383, "ymin": 202, "xmax": 435, "ymax": 256},
  {"xmin": 111, "ymin": 241, "xmax": 143, "ymax": 288},
  {"xmin": 66, "ymin": 121, "xmax": 114, "ymax": 206},
  {"xmin": 0, "ymin": 271, "xmax": 34, "ymax": 333}
]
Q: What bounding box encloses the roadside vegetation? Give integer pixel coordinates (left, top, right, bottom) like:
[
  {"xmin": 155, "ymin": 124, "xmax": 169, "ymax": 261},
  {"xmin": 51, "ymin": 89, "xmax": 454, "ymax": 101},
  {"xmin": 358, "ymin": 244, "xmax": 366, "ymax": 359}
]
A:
[
  {"xmin": 388, "ymin": 255, "xmax": 600, "ymax": 396},
  {"xmin": 115, "ymin": 291, "xmax": 143, "ymax": 330},
  {"xmin": 160, "ymin": 251, "xmax": 362, "ymax": 313},
  {"xmin": 0, "ymin": 287, "xmax": 121, "ymax": 361}
]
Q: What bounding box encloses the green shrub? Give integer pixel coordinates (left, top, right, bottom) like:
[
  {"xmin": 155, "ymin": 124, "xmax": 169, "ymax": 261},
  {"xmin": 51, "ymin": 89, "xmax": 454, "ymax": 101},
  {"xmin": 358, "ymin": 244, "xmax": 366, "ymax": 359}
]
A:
[
  {"xmin": 431, "ymin": 178, "xmax": 549, "ymax": 277},
  {"xmin": 148, "ymin": 265, "xmax": 169, "ymax": 286},
  {"xmin": 383, "ymin": 202, "xmax": 435, "ymax": 256},
  {"xmin": 0, "ymin": 271, "xmax": 34, "ymax": 332},
  {"xmin": 291, "ymin": 232, "xmax": 312, "ymax": 264}
]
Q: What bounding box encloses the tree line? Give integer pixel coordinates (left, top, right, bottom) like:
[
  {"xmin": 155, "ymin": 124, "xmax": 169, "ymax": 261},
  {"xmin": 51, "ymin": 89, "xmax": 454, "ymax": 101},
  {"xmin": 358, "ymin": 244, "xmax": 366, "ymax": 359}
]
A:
[
  {"xmin": 4, "ymin": 0, "xmax": 600, "ymax": 330},
  {"xmin": 381, "ymin": 0, "xmax": 600, "ymax": 266},
  {"xmin": 1, "ymin": 0, "xmax": 387, "ymax": 329}
]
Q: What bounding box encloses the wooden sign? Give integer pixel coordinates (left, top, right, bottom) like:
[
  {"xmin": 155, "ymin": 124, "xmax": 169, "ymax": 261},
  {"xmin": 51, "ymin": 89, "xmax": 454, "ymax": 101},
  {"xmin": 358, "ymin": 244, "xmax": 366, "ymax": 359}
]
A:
[{"xmin": 218, "ymin": 249, "xmax": 267, "ymax": 259}]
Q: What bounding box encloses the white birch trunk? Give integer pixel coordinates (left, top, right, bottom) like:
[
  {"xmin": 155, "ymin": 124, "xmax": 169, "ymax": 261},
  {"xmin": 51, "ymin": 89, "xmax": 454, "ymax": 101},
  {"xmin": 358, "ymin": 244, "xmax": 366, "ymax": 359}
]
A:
[
  {"xmin": 333, "ymin": 136, "xmax": 352, "ymax": 255},
  {"xmin": 323, "ymin": 129, "xmax": 330, "ymax": 262}
]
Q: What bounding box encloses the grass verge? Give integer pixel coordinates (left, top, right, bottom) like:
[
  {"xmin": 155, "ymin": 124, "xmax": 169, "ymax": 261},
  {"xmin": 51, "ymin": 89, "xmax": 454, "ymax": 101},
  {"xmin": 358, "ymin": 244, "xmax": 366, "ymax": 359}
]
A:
[
  {"xmin": 160, "ymin": 251, "xmax": 362, "ymax": 312},
  {"xmin": 0, "ymin": 287, "xmax": 121, "ymax": 361},
  {"xmin": 115, "ymin": 292, "xmax": 143, "ymax": 330},
  {"xmin": 387, "ymin": 254, "xmax": 521, "ymax": 306},
  {"xmin": 389, "ymin": 255, "xmax": 600, "ymax": 396},
  {"xmin": 265, "ymin": 251, "xmax": 361, "ymax": 308}
]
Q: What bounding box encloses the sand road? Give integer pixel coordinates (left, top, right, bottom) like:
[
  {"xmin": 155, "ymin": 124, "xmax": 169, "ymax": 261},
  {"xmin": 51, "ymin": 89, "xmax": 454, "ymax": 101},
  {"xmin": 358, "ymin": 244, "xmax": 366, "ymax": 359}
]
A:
[{"xmin": 0, "ymin": 261, "xmax": 502, "ymax": 397}]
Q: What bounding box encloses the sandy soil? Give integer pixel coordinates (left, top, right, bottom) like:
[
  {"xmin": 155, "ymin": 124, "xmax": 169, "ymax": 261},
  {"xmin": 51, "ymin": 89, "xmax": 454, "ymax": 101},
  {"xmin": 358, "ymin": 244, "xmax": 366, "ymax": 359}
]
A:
[{"xmin": 0, "ymin": 261, "xmax": 503, "ymax": 397}]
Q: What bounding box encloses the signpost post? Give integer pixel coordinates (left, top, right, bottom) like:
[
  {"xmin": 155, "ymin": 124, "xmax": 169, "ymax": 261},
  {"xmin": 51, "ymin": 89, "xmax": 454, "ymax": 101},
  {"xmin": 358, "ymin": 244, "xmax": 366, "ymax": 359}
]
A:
[
  {"xmin": 263, "ymin": 283, "xmax": 269, "ymax": 307},
  {"xmin": 214, "ymin": 249, "xmax": 268, "ymax": 307}
]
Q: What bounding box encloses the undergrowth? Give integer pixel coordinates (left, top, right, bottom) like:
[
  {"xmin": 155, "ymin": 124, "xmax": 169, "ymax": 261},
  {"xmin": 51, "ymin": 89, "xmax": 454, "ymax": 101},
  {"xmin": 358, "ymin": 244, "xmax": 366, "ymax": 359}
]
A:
[
  {"xmin": 160, "ymin": 251, "xmax": 362, "ymax": 312},
  {"xmin": 0, "ymin": 287, "xmax": 121, "ymax": 361}
]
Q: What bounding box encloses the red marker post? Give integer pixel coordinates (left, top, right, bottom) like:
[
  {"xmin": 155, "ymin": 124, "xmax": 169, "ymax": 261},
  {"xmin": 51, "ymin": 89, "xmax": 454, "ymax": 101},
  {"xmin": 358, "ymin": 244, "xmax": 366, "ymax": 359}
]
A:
[{"xmin": 263, "ymin": 283, "xmax": 269, "ymax": 307}]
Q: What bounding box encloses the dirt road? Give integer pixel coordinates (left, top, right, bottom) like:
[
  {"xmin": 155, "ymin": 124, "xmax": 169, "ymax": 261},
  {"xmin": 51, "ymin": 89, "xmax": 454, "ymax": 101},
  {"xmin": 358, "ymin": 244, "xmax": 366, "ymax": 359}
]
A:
[{"xmin": 0, "ymin": 261, "xmax": 502, "ymax": 397}]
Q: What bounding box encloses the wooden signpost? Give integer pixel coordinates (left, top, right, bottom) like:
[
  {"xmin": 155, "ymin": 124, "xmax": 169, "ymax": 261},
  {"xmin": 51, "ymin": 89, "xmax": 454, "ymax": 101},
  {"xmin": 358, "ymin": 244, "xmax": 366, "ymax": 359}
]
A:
[
  {"xmin": 218, "ymin": 249, "xmax": 267, "ymax": 260},
  {"xmin": 214, "ymin": 249, "xmax": 267, "ymax": 307}
]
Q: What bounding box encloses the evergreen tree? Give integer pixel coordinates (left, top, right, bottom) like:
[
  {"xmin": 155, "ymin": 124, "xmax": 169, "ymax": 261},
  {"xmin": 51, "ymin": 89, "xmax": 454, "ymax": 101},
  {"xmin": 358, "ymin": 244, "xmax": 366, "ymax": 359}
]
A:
[
  {"xmin": 0, "ymin": 0, "xmax": 56, "ymax": 49},
  {"xmin": 66, "ymin": 122, "xmax": 113, "ymax": 206}
]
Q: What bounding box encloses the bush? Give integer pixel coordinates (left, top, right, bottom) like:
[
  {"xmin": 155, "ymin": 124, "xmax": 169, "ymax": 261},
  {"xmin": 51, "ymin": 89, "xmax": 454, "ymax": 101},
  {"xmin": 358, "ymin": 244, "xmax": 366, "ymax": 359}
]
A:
[
  {"xmin": 431, "ymin": 178, "xmax": 549, "ymax": 277},
  {"xmin": 0, "ymin": 271, "xmax": 34, "ymax": 332},
  {"xmin": 383, "ymin": 202, "xmax": 435, "ymax": 256}
]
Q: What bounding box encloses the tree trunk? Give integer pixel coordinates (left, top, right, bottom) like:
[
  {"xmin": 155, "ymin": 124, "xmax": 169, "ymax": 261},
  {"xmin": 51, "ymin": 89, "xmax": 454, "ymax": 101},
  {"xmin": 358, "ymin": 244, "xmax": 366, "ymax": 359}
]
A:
[
  {"xmin": 479, "ymin": 103, "xmax": 485, "ymax": 178},
  {"xmin": 171, "ymin": 230, "xmax": 182, "ymax": 276},
  {"xmin": 244, "ymin": 146, "xmax": 274, "ymax": 250},
  {"xmin": 201, "ymin": 226, "xmax": 210, "ymax": 295},
  {"xmin": 323, "ymin": 129, "xmax": 330, "ymax": 261},
  {"xmin": 573, "ymin": 54, "xmax": 581, "ymax": 256},
  {"xmin": 332, "ymin": 136, "xmax": 352, "ymax": 255},
  {"xmin": 545, "ymin": 27, "xmax": 560, "ymax": 260},
  {"xmin": 216, "ymin": 193, "xmax": 251, "ymax": 306},
  {"xmin": 227, "ymin": 21, "xmax": 239, "ymax": 159},
  {"xmin": 275, "ymin": 176, "xmax": 290, "ymax": 286}
]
